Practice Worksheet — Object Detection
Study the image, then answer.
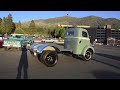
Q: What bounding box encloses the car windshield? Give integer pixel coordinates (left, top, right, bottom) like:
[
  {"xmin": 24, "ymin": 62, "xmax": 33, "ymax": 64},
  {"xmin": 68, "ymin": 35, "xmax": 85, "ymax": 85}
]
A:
[
  {"xmin": 46, "ymin": 38, "xmax": 53, "ymax": 40},
  {"xmin": 15, "ymin": 35, "xmax": 24, "ymax": 38}
]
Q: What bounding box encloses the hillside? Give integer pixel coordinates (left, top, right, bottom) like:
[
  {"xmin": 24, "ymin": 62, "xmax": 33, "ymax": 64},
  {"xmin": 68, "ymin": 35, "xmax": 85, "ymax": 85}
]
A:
[{"xmin": 20, "ymin": 16, "xmax": 120, "ymax": 28}]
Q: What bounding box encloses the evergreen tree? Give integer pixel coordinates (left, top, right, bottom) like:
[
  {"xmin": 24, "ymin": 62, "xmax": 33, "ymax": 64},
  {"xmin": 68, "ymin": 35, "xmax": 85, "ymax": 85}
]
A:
[
  {"xmin": 0, "ymin": 18, "xmax": 2, "ymax": 25},
  {"xmin": 18, "ymin": 21, "xmax": 22, "ymax": 28},
  {"xmin": 0, "ymin": 18, "xmax": 2, "ymax": 33},
  {"xmin": 2, "ymin": 14, "xmax": 16, "ymax": 34},
  {"xmin": 29, "ymin": 20, "xmax": 37, "ymax": 35},
  {"xmin": 7, "ymin": 14, "xmax": 15, "ymax": 34},
  {"xmin": 11, "ymin": 23, "xmax": 16, "ymax": 33},
  {"xmin": 3, "ymin": 17, "xmax": 7, "ymax": 33},
  {"xmin": 15, "ymin": 21, "xmax": 24, "ymax": 34}
]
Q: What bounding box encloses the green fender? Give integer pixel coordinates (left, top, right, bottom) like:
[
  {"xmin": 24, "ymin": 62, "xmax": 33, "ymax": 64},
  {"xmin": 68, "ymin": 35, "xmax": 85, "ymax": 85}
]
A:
[{"xmin": 81, "ymin": 45, "xmax": 95, "ymax": 56}]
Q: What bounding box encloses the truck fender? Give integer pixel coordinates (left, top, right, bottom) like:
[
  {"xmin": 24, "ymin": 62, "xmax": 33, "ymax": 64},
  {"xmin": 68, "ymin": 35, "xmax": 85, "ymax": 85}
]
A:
[
  {"xmin": 37, "ymin": 44, "xmax": 49, "ymax": 53},
  {"xmin": 51, "ymin": 46, "xmax": 60, "ymax": 53},
  {"xmin": 81, "ymin": 46, "xmax": 95, "ymax": 56},
  {"xmin": 29, "ymin": 43, "xmax": 39, "ymax": 49},
  {"xmin": 37, "ymin": 44, "xmax": 60, "ymax": 54}
]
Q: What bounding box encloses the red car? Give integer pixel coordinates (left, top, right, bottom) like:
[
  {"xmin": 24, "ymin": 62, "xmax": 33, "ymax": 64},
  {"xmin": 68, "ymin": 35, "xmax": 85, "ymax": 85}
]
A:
[{"xmin": 0, "ymin": 35, "xmax": 4, "ymax": 47}]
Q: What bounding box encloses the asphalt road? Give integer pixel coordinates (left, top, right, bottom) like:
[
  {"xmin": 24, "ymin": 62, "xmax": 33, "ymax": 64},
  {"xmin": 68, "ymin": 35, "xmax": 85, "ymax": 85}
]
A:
[{"xmin": 0, "ymin": 44, "xmax": 120, "ymax": 79}]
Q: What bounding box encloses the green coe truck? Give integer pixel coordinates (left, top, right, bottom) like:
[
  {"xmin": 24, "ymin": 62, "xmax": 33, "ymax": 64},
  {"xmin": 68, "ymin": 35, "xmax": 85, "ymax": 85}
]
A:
[
  {"xmin": 29, "ymin": 27, "xmax": 95, "ymax": 67},
  {"xmin": 64, "ymin": 27, "xmax": 95, "ymax": 61}
]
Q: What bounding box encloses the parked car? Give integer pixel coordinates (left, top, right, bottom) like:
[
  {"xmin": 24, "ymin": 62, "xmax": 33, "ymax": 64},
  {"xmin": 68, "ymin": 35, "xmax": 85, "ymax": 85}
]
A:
[
  {"xmin": 0, "ymin": 34, "xmax": 4, "ymax": 47},
  {"xmin": 25, "ymin": 36, "xmax": 34, "ymax": 44},
  {"xmin": 42, "ymin": 38, "xmax": 58, "ymax": 43},
  {"xmin": 3, "ymin": 34, "xmax": 27, "ymax": 50}
]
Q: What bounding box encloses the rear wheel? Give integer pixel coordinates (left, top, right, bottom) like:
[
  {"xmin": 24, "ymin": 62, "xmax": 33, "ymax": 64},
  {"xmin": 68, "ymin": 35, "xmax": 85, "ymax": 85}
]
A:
[
  {"xmin": 82, "ymin": 50, "xmax": 92, "ymax": 61},
  {"xmin": 40, "ymin": 50, "xmax": 58, "ymax": 67}
]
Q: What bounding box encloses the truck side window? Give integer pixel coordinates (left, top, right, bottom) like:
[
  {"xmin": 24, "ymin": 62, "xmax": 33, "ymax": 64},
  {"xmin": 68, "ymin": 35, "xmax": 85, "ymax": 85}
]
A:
[
  {"xmin": 82, "ymin": 31, "xmax": 88, "ymax": 37},
  {"xmin": 67, "ymin": 31, "xmax": 74, "ymax": 36}
]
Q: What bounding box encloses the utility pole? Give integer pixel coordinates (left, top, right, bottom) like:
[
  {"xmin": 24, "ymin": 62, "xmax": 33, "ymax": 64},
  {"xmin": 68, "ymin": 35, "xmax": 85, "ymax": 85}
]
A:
[{"xmin": 66, "ymin": 13, "xmax": 69, "ymax": 28}]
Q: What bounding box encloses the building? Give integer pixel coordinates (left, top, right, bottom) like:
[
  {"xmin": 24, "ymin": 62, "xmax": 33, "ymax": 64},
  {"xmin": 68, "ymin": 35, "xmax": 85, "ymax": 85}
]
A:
[
  {"xmin": 85, "ymin": 25, "xmax": 120, "ymax": 45},
  {"xmin": 59, "ymin": 24, "xmax": 120, "ymax": 46}
]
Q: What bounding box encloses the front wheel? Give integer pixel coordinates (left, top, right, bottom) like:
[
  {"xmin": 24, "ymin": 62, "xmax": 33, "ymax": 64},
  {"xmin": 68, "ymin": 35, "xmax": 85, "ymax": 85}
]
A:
[
  {"xmin": 40, "ymin": 51, "xmax": 58, "ymax": 67},
  {"xmin": 82, "ymin": 50, "xmax": 92, "ymax": 61}
]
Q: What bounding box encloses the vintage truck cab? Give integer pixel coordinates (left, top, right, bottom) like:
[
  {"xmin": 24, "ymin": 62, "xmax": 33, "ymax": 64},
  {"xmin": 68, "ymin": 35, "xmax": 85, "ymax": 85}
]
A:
[{"xmin": 64, "ymin": 27, "xmax": 95, "ymax": 61}]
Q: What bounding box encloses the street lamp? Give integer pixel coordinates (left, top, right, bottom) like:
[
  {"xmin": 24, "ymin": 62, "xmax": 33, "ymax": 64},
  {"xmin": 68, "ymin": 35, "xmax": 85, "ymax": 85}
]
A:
[{"xmin": 66, "ymin": 14, "xmax": 69, "ymax": 28}]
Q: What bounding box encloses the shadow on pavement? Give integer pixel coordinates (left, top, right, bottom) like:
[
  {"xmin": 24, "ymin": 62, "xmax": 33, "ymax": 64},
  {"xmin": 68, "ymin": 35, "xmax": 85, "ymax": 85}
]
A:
[
  {"xmin": 92, "ymin": 70, "xmax": 120, "ymax": 79},
  {"xmin": 93, "ymin": 53, "xmax": 120, "ymax": 69},
  {"xmin": 62, "ymin": 52, "xmax": 83, "ymax": 61},
  {"xmin": 16, "ymin": 46, "xmax": 28, "ymax": 79},
  {"xmin": 95, "ymin": 53, "xmax": 120, "ymax": 62},
  {"xmin": 92, "ymin": 58, "xmax": 120, "ymax": 70}
]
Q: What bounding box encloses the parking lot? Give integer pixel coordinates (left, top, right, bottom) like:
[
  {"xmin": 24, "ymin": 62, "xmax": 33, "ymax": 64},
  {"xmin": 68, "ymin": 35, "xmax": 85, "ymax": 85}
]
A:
[{"xmin": 0, "ymin": 44, "xmax": 120, "ymax": 79}]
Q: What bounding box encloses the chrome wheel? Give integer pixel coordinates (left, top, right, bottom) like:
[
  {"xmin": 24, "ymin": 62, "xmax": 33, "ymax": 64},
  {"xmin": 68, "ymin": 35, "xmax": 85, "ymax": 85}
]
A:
[{"xmin": 83, "ymin": 50, "xmax": 92, "ymax": 61}]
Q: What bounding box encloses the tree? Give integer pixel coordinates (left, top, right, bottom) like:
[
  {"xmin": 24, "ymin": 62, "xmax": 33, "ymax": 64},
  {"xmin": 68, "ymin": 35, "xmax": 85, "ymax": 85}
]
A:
[
  {"xmin": 48, "ymin": 29, "xmax": 51, "ymax": 37},
  {"xmin": 15, "ymin": 21, "xmax": 24, "ymax": 34},
  {"xmin": 0, "ymin": 18, "xmax": 2, "ymax": 33},
  {"xmin": 15, "ymin": 27, "xmax": 24, "ymax": 34},
  {"xmin": 54, "ymin": 26, "xmax": 60, "ymax": 38},
  {"xmin": 3, "ymin": 17, "xmax": 7, "ymax": 33},
  {"xmin": 18, "ymin": 21, "xmax": 22, "ymax": 28},
  {"xmin": 59, "ymin": 27, "xmax": 65, "ymax": 38},
  {"xmin": 29, "ymin": 20, "xmax": 37, "ymax": 35},
  {"xmin": 6, "ymin": 14, "xmax": 13, "ymax": 33},
  {"xmin": 2, "ymin": 14, "xmax": 16, "ymax": 34},
  {"xmin": 0, "ymin": 18, "xmax": 2, "ymax": 25}
]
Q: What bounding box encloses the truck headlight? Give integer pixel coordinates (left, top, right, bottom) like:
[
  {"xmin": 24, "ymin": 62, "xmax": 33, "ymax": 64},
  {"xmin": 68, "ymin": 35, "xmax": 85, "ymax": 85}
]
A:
[
  {"xmin": 33, "ymin": 48, "xmax": 37, "ymax": 52},
  {"xmin": 34, "ymin": 52, "xmax": 37, "ymax": 56}
]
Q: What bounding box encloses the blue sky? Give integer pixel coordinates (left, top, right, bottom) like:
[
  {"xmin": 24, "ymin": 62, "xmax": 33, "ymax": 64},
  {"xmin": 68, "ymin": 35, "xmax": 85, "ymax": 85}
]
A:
[{"xmin": 0, "ymin": 11, "xmax": 120, "ymax": 23}]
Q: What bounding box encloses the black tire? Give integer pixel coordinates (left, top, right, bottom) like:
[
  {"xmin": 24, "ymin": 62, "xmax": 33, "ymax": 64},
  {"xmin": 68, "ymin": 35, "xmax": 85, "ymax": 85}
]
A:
[
  {"xmin": 40, "ymin": 50, "xmax": 58, "ymax": 67},
  {"xmin": 37, "ymin": 53, "xmax": 43, "ymax": 62},
  {"xmin": 82, "ymin": 50, "xmax": 92, "ymax": 61}
]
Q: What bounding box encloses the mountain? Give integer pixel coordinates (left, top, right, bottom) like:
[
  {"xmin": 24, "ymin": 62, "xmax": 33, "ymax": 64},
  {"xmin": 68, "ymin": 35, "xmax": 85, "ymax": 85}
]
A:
[
  {"xmin": 78, "ymin": 16, "xmax": 106, "ymax": 26},
  {"xmin": 19, "ymin": 16, "xmax": 120, "ymax": 28},
  {"xmin": 105, "ymin": 18, "xmax": 120, "ymax": 28}
]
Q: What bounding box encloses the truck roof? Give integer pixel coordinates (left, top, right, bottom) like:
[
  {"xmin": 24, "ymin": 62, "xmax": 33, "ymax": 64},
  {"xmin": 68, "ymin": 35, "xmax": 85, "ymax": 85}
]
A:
[{"xmin": 66, "ymin": 27, "xmax": 87, "ymax": 31}]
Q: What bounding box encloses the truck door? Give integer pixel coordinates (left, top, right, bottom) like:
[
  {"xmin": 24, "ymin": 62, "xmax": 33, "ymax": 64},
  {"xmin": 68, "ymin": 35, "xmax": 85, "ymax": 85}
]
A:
[{"xmin": 77, "ymin": 31, "xmax": 90, "ymax": 54}]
